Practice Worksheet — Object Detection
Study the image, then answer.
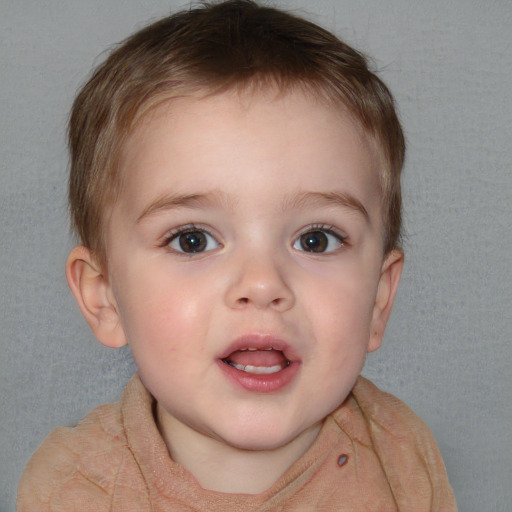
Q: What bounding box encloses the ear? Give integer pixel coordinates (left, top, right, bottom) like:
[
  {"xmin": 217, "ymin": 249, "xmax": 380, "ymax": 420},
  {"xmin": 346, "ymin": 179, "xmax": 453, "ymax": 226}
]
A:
[
  {"xmin": 65, "ymin": 246, "xmax": 127, "ymax": 348},
  {"xmin": 368, "ymin": 249, "xmax": 404, "ymax": 353}
]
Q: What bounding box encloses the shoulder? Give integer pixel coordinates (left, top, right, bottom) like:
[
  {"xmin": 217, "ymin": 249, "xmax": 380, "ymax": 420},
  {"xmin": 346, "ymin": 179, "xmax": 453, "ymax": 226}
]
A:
[
  {"xmin": 332, "ymin": 376, "xmax": 458, "ymax": 511},
  {"xmin": 330, "ymin": 376, "xmax": 430, "ymax": 445},
  {"xmin": 348, "ymin": 376, "xmax": 453, "ymax": 468},
  {"xmin": 17, "ymin": 391, "xmax": 134, "ymax": 511},
  {"xmin": 350, "ymin": 376, "xmax": 431, "ymax": 437}
]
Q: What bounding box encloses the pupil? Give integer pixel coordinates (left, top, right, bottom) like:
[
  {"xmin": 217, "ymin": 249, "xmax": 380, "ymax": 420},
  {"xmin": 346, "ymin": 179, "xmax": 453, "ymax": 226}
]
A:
[
  {"xmin": 179, "ymin": 231, "xmax": 206, "ymax": 252},
  {"xmin": 301, "ymin": 231, "xmax": 327, "ymax": 252}
]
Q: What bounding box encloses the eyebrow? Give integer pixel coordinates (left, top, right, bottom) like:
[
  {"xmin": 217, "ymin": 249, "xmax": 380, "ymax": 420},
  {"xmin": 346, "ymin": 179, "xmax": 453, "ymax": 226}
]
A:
[
  {"xmin": 283, "ymin": 191, "xmax": 369, "ymax": 221},
  {"xmin": 136, "ymin": 189, "xmax": 369, "ymax": 223},
  {"xmin": 136, "ymin": 191, "xmax": 234, "ymax": 223}
]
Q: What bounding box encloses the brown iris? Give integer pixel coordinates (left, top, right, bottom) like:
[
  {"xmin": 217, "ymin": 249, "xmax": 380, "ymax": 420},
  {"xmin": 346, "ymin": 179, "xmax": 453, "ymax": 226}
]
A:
[
  {"xmin": 299, "ymin": 231, "xmax": 328, "ymax": 252},
  {"xmin": 179, "ymin": 231, "xmax": 208, "ymax": 252}
]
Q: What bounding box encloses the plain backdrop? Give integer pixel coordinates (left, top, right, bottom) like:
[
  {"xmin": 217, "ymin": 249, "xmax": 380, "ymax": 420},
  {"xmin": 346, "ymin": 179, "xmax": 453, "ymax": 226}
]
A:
[{"xmin": 1, "ymin": 1, "xmax": 511, "ymax": 511}]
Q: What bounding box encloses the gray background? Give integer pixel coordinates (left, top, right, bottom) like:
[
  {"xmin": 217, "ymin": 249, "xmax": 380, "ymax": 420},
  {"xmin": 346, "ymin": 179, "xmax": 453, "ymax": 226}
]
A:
[{"xmin": 1, "ymin": 1, "xmax": 511, "ymax": 510}]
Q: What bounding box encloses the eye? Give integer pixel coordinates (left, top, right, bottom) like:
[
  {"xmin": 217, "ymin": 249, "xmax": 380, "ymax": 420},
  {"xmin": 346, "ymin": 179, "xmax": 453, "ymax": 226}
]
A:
[
  {"xmin": 293, "ymin": 228, "xmax": 346, "ymax": 253},
  {"xmin": 167, "ymin": 228, "xmax": 219, "ymax": 254}
]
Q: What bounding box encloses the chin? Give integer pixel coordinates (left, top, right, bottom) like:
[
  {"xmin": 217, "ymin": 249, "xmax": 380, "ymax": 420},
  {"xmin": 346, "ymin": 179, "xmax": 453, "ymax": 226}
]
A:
[
  {"xmin": 216, "ymin": 421, "xmax": 314, "ymax": 453},
  {"xmin": 225, "ymin": 435, "xmax": 292, "ymax": 452}
]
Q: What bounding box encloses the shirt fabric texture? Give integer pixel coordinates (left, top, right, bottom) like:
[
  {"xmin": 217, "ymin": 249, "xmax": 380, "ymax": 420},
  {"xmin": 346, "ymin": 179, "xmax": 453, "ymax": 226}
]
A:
[{"xmin": 17, "ymin": 374, "xmax": 457, "ymax": 511}]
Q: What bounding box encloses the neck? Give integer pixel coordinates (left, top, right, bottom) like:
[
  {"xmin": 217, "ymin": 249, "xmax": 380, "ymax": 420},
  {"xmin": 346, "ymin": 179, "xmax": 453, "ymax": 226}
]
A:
[{"xmin": 156, "ymin": 406, "xmax": 322, "ymax": 494}]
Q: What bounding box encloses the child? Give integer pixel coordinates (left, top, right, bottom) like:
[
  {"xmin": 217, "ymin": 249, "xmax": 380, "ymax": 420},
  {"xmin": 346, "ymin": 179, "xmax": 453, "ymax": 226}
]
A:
[{"xmin": 17, "ymin": 1, "xmax": 457, "ymax": 510}]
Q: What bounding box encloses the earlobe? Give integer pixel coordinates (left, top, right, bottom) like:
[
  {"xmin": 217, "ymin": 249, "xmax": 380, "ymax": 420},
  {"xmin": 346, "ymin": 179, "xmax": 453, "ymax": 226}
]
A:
[
  {"xmin": 66, "ymin": 246, "xmax": 127, "ymax": 348},
  {"xmin": 368, "ymin": 249, "xmax": 404, "ymax": 353}
]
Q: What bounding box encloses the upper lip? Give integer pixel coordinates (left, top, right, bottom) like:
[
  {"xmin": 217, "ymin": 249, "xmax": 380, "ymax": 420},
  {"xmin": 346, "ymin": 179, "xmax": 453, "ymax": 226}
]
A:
[{"xmin": 218, "ymin": 334, "xmax": 301, "ymax": 363}]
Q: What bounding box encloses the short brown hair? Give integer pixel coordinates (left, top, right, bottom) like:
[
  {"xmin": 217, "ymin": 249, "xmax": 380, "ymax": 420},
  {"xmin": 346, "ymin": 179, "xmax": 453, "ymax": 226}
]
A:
[{"xmin": 69, "ymin": 0, "xmax": 405, "ymax": 264}]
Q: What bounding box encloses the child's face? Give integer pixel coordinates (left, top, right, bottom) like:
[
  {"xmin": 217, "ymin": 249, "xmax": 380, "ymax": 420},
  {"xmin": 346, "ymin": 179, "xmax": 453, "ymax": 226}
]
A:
[{"xmin": 101, "ymin": 89, "xmax": 401, "ymax": 451}]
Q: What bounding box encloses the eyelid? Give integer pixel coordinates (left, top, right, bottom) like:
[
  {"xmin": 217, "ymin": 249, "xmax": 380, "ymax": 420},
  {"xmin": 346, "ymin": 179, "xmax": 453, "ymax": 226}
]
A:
[{"xmin": 296, "ymin": 224, "xmax": 348, "ymax": 240}]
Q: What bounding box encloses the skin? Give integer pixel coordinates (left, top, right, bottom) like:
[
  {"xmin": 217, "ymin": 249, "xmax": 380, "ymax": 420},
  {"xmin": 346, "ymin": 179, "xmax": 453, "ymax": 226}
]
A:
[{"xmin": 67, "ymin": 88, "xmax": 403, "ymax": 494}]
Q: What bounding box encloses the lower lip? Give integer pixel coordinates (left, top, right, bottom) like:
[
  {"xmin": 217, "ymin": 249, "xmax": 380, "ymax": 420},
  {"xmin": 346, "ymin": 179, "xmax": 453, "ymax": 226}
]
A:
[{"xmin": 217, "ymin": 360, "xmax": 300, "ymax": 393}]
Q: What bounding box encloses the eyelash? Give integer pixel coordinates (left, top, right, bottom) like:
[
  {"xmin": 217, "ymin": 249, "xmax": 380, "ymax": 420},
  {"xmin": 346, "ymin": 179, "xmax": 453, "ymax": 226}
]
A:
[
  {"xmin": 303, "ymin": 223, "xmax": 345, "ymax": 239},
  {"xmin": 160, "ymin": 223, "xmax": 348, "ymax": 256}
]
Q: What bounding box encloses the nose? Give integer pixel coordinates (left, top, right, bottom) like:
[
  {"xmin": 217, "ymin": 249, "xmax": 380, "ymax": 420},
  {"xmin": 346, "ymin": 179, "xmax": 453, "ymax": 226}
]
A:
[{"xmin": 224, "ymin": 253, "xmax": 295, "ymax": 312}]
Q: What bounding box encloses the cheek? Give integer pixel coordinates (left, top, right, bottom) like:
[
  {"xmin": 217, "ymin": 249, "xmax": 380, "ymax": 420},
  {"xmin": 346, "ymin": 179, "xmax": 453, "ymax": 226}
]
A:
[
  {"xmin": 113, "ymin": 265, "xmax": 213, "ymax": 352},
  {"xmin": 303, "ymin": 265, "xmax": 378, "ymax": 330}
]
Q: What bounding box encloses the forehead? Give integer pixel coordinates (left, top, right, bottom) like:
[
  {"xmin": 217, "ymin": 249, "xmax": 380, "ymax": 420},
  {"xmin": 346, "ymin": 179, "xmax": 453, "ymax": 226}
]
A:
[{"xmin": 115, "ymin": 88, "xmax": 382, "ymax": 221}]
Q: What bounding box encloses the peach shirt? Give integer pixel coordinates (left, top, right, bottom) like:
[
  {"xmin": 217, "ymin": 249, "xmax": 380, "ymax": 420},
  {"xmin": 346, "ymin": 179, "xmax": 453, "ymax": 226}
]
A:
[{"xmin": 18, "ymin": 375, "xmax": 457, "ymax": 511}]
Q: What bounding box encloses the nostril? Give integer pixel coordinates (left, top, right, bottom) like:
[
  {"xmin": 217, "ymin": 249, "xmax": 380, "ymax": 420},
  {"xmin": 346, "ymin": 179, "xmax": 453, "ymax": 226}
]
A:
[{"xmin": 237, "ymin": 297, "xmax": 249, "ymax": 306}]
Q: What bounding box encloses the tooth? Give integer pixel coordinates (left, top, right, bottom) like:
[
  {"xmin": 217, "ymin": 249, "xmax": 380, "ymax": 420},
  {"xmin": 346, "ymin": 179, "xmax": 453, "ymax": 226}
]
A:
[
  {"xmin": 247, "ymin": 347, "xmax": 257, "ymax": 351},
  {"xmin": 244, "ymin": 364, "xmax": 283, "ymax": 374},
  {"xmin": 226, "ymin": 360, "xmax": 286, "ymax": 375},
  {"xmin": 264, "ymin": 347, "xmax": 273, "ymax": 351}
]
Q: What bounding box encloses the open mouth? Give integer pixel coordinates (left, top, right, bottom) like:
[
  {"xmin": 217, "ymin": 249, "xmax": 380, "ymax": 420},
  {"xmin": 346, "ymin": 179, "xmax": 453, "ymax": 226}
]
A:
[
  {"xmin": 218, "ymin": 337, "xmax": 299, "ymax": 392},
  {"xmin": 222, "ymin": 347, "xmax": 291, "ymax": 375}
]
